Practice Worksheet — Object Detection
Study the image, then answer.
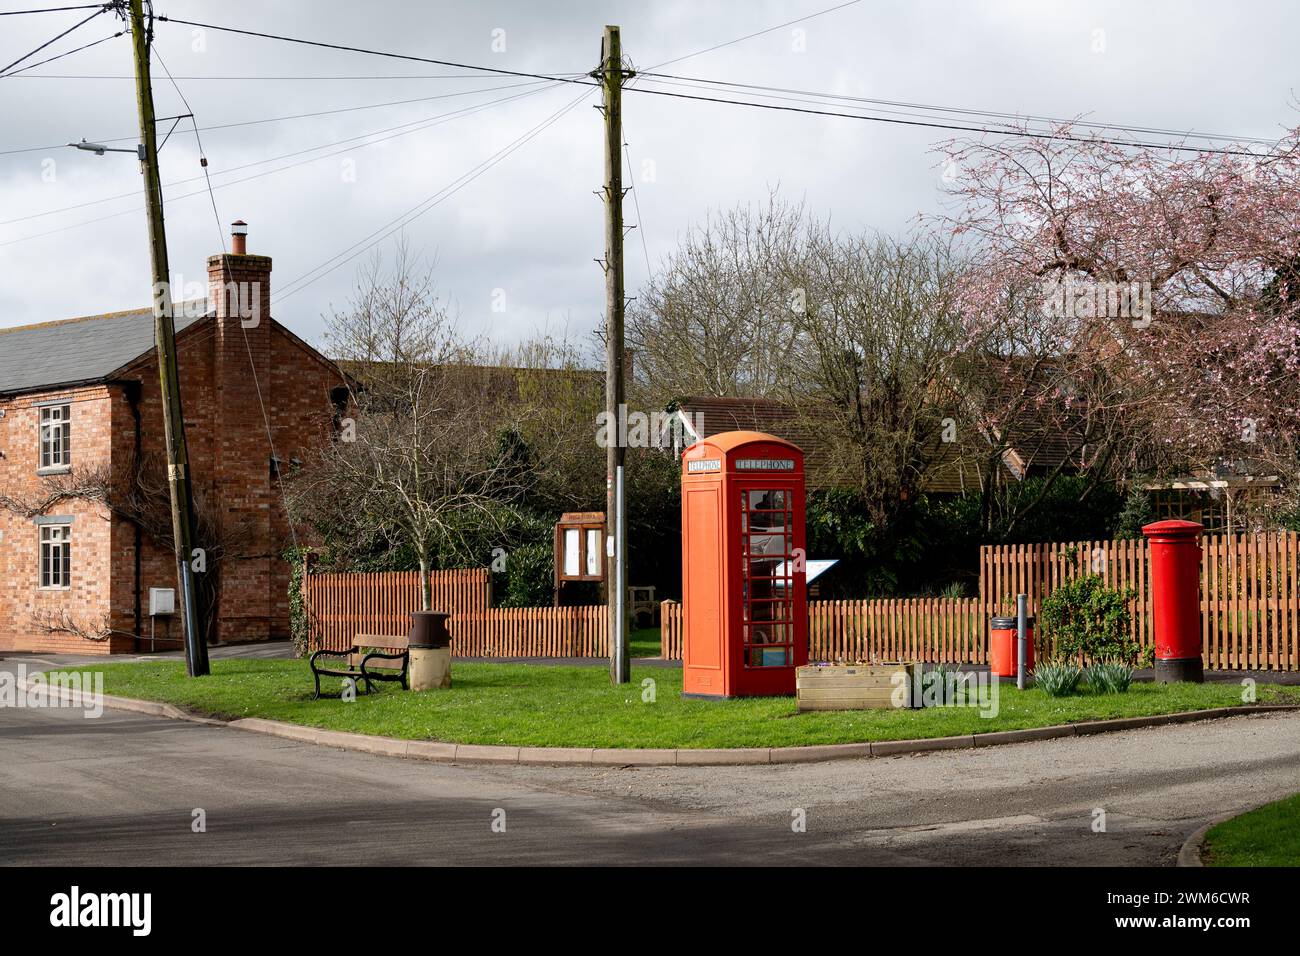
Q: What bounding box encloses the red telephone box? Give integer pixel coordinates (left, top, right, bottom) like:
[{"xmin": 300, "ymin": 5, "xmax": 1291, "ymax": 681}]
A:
[{"xmin": 681, "ymin": 431, "xmax": 808, "ymax": 698}]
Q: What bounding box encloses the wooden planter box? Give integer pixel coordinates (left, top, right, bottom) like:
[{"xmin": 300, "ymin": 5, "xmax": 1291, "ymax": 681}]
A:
[{"xmin": 796, "ymin": 663, "xmax": 922, "ymax": 711}]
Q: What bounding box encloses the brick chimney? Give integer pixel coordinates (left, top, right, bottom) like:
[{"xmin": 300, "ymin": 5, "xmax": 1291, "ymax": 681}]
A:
[
  {"xmin": 230, "ymin": 218, "xmax": 247, "ymax": 254},
  {"xmin": 208, "ymin": 220, "xmax": 267, "ymax": 323},
  {"xmin": 206, "ymin": 219, "xmax": 274, "ymax": 644}
]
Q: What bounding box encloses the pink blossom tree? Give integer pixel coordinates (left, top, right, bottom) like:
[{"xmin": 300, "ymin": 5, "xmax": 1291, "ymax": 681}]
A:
[{"xmin": 933, "ymin": 123, "xmax": 1300, "ymax": 489}]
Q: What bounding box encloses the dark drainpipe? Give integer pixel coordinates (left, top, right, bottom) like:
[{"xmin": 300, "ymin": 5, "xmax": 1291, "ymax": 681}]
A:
[{"xmin": 125, "ymin": 380, "xmax": 143, "ymax": 650}]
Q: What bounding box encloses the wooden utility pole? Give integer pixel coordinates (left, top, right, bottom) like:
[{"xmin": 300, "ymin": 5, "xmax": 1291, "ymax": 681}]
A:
[
  {"xmin": 126, "ymin": 0, "xmax": 208, "ymax": 677},
  {"xmin": 599, "ymin": 25, "xmax": 630, "ymax": 684}
]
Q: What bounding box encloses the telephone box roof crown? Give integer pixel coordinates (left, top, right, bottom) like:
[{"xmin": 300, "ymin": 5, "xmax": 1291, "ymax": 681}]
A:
[{"xmin": 689, "ymin": 430, "xmax": 801, "ymax": 455}]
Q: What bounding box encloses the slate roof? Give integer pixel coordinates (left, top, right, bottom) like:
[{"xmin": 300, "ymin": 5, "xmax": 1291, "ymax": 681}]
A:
[{"xmin": 0, "ymin": 304, "xmax": 207, "ymax": 395}]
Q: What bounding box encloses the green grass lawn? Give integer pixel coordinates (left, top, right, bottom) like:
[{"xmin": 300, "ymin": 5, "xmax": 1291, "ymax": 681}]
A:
[
  {"xmin": 60, "ymin": 658, "xmax": 1300, "ymax": 749},
  {"xmin": 629, "ymin": 625, "xmax": 661, "ymax": 659},
  {"xmin": 1205, "ymin": 793, "xmax": 1300, "ymax": 866}
]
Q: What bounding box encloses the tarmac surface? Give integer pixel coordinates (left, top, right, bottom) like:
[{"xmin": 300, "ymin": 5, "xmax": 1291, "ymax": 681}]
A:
[{"xmin": 2, "ymin": 648, "xmax": 1298, "ymax": 865}]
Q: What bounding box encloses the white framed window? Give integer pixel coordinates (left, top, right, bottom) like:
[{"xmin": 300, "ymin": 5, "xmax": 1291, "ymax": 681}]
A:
[
  {"xmin": 39, "ymin": 524, "xmax": 71, "ymax": 589},
  {"xmin": 39, "ymin": 404, "xmax": 71, "ymax": 470}
]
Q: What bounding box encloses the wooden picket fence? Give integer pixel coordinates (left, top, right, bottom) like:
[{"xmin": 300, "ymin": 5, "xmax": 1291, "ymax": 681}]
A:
[
  {"xmin": 980, "ymin": 533, "xmax": 1300, "ymax": 671},
  {"xmin": 980, "ymin": 539, "xmax": 1152, "ymax": 647},
  {"xmin": 809, "ymin": 598, "xmax": 986, "ymax": 664},
  {"xmin": 450, "ymin": 606, "xmax": 607, "ymax": 658},
  {"xmin": 660, "ymin": 533, "xmax": 1300, "ymax": 670},
  {"xmin": 303, "ymin": 566, "xmax": 608, "ymax": 657},
  {"xmin": 659, "ymin": 598, "xmax": 986, "ymax": 664},
  {"xmin": 304, "ymin": 533, "xmax": 1300, "ymax": 670},
  {"xmin": 661, "ymin": 600, "xmax": 683, "ymax": 660},
  {"xmin": 303, "ymin": 568, "xmax": 492, "ymax": 652}
]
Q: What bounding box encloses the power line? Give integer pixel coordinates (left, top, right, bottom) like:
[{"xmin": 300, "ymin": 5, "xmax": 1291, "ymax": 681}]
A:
[
  {"xmin": 156, "ymin": 14, "xmax": 592, "ymax": 87},
  {"xmin": 157, "ymin": 38, "xmax": 301, "ymax": 551},
  {"xmin": 644, "ymin": 0, "xmax": 863, "ymax": 71},
  {"xmin": 143, "ymin": 11, "xmax": 1280, "ymax": 159},
  {"xmin": 151, "ymin": 44, "xmax": 226, "ymax": 252},
  {"xmin": 274, "ymin": 87, "xmax": 592, "ymax": 303},
  {"xmin": 0, "ymin": 28, "xmax": 122, "ymax": 77},
  {"xmin": 620, "ymin": 82, "xmax": 1279, "ymax": 158},
  {"xmin": 622, "ymin": 137, "xmax": 652, "ymax": 279},
  {"xmin": 638, "ymin": 71, "xmax": 1283, "ymax": 148},
  {"xmin": 275, "ymin": 87, "xmax": 590, "ymax": 302},
  {"xmin": 0, "ymin": 4, "xmax": 107, "ymax": 15},
  {"xmin": 1, "ymin": 79, "xmax": 557, "ymax": 225},
  {"xmin": 132, "ymin": 11, "xmax": 1278, "ymax": 159},
  {"xmin": 0, "ymin": 81, "xmax": 567, "ymax": 246},
  {"xmin": 0, "ymin": 1, "xmax": 106, "ymax": 74},
  {"xmin": 0, "ymin": 75, "xmax": 566, "ymax": 156},
  {"xmin": 8, "ymin": 71, "xmax": 512, "ymax": 79}
]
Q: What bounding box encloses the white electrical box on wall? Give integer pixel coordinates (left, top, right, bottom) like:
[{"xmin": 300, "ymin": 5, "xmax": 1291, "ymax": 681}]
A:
[{"xmin": 149, "ymin": 588, "xmax": 175, "ymax": 617}]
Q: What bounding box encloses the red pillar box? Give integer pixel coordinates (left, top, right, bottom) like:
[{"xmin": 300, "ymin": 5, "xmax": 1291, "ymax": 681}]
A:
[
  {"xmin": 1141, "ymin": 519, "xmax": 1204, "ymax": 683},
  {"xmin": 680, "ymin": 431, "xmax": 809, "ymax": 698}
]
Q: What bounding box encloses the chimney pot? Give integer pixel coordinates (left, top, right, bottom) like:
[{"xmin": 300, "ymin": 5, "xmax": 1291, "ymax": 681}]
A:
[{"xmin": 231, "ymin": 219, "xmax": 248, "ymax": 255}]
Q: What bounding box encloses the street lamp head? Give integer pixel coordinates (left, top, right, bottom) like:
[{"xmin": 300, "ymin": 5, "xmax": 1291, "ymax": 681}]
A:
[
  {"xmin": 66, "ymin": 139, "xmax": 142, "ymax": 158},
  {"xmin": 69, "ymin": 139, "xmax": 108, "ymax": 156}
]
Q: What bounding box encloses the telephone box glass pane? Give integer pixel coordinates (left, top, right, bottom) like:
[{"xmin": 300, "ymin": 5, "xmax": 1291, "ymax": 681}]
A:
[
  {"xmin": 585, "ymin": 529, "xmax": 601, "ymax": 575},
  {"xmin": 747, "ymin": 490, "xmax": 787, "ymax": 511},
  {"xmin": 746, "ymin": 533, "xmax": 786, "ymax": 556},
  {"xmin": 563, "ymin": 529, "xmax": 580, "ymax": 576},
  {"xmin": 748, "ymin": 601, "xmax": 791, "ymax": 622},
  {"xmin": 741, "ymin": 488, "xmax": 795, "ymax": 668},
  {"xmin": 748, "ymin": 509, "xmax": 787, "ymax": 532},
  {"xmin": 748, "ymin": 646, "xmax": 791, "ymax": 667}
]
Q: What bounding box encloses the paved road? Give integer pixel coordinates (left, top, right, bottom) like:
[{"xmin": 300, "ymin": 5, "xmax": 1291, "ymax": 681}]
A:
[{"xmin": 2, "ymin": 661, "xmax": 1298, "ymax": 865}]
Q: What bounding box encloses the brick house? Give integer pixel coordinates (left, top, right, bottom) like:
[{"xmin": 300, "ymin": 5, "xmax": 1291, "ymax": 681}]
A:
[{"xmin": 0, "ymin": 222, "xmax": 347, "ymax": 655}]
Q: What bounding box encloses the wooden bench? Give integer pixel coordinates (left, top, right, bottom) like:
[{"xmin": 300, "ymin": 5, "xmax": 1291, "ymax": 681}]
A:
[{"xmin": 309, "ymin": 634, "xmax": 410, "ymax": 699}]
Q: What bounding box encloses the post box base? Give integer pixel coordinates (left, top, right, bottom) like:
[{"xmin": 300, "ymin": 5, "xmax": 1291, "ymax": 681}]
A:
[{"xmin": 1154, "ymin": 657, "xmax": 1204, "ymax": 684}]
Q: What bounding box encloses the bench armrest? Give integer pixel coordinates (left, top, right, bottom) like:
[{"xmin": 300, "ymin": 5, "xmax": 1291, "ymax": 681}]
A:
[
  {"xmin": 360, "ymin": 649, "xmax": 408, "ymax": 667},
  {"xmin": 310, "ymin": 646, "xmax": 357, "ymax": 667}
]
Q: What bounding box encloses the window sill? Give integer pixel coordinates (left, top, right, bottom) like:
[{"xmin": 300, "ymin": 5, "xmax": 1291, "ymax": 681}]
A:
[
  {"xmin": 36, "ymin": 466, "xmax": 72, "ymax": 476},
  {"xmin": 36, "ymin": 586, "xmax": 71, "ymax": 592}
]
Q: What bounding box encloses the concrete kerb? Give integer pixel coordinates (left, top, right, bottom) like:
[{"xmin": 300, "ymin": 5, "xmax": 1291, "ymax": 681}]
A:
[
  {"xmin": 1177, "ymin": 807, "xmax": 1262, "ymax": 867},
  {"xmin": 13, "ymin": 676, "xmax": 226, "ymax": 727},
  {"xmin": 16, "ymin": 672, "xmax": 1300, "ymax": 768}
]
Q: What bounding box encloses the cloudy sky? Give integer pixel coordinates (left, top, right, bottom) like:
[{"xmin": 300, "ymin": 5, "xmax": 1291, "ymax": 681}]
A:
[{"xmin": 1, "ymin": 0, "xmax": 1297, "ymax": 355}]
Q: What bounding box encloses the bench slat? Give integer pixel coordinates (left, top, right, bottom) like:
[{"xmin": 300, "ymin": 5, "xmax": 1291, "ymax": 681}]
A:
[{"xmin": 355, "ymin": 634, "xmax": 410, "ymax": 650}]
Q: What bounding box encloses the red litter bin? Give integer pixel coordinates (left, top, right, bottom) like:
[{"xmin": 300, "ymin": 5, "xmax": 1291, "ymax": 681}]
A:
[{"xmin": 990, "ymin": 616, "xmax": 1034, "ymax": 678}]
